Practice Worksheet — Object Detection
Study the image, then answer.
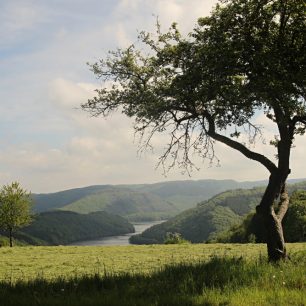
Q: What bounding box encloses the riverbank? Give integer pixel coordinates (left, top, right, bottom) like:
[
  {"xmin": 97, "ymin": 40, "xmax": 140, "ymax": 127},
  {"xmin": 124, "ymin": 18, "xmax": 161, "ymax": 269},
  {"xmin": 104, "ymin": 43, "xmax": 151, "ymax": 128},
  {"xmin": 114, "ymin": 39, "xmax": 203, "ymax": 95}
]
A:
[{"xmin": 68, "ymin": 220, "xmax": 166, "ymax": 246}]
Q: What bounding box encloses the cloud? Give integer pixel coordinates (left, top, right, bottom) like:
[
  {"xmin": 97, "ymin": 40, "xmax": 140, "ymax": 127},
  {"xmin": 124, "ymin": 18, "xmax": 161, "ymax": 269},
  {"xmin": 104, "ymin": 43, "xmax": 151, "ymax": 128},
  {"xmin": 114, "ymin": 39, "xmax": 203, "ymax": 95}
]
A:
[
  {"xmin": 49, "ymin": 78, "xmax": 97, "ymax": 108},
  {"xmin": 1, "ymin": 0, "xmax": 305, "ymax": 193}
]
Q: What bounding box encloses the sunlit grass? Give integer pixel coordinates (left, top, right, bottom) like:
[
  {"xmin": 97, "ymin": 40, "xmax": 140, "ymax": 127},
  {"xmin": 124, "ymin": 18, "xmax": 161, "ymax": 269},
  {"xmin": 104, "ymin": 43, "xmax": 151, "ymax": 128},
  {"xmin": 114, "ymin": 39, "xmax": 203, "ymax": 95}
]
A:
[
  {"xmin": 0, "ymin": 243, "xmax": 305, "ymax": 282},
  {"xmin": 0, "ymin": 246, "xmax": 305, "ymax": 306}
]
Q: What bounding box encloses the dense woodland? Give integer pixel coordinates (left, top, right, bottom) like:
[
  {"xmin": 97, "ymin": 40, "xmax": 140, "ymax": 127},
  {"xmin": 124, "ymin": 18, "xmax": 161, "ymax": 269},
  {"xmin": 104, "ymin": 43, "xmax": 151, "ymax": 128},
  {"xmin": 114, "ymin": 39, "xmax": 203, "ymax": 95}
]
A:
[
  {"xmin": 0, "ymin": 211, "xmax": 134, "ymax": 246},
  {"xmin": 1, "ymin": 179, "xmax": 305, "ymax": 247},
  {"xmin": 32, "ymin": 179, "xmax": 275, "ymax": 217},
  {"xmin": 131, "ymin": 181, "xmax": 306, "ymax": 244}
]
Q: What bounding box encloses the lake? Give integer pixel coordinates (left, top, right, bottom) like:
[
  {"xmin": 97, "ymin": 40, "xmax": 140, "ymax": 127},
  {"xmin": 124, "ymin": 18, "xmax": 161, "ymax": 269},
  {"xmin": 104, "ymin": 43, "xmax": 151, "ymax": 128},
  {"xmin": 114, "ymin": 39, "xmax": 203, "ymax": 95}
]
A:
[{"xmin": 69, "ymin": 220, "xmax": 165, "ymax": 246}]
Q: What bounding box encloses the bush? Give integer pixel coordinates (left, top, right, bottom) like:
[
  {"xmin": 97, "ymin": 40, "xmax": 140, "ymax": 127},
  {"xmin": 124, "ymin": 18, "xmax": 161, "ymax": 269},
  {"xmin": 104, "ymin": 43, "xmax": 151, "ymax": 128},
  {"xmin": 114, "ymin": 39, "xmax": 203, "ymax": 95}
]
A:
[{"xmin": 164, "ymin": 232, "xmax": 190, "ymax": 244}]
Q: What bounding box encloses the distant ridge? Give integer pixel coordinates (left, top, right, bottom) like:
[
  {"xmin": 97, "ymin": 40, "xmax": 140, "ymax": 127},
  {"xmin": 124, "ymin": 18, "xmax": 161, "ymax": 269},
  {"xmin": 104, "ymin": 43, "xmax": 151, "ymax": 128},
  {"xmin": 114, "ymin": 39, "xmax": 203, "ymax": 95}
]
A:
[{"xmin": 32, "ymin": 178, "xmax": 306, "ymax": 222}]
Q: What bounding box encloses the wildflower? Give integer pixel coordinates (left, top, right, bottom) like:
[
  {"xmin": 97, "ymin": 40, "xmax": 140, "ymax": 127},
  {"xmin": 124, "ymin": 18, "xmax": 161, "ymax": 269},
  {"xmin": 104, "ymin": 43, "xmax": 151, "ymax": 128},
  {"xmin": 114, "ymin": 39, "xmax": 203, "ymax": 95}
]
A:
[
  {"xmin": 282, "ymin": 282, "xmax": 286, "ymax": 285},
  {"xmin": 272, "ymin": 275, "xmax": 276, "ymax": 279}
]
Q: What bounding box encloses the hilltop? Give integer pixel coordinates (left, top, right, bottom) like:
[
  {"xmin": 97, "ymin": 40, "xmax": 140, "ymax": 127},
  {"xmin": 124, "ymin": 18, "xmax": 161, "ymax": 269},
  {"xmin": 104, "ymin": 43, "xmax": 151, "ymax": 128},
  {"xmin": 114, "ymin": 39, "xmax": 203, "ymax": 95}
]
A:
[{"xmin": 32, "ymin": 178, "xmax": 306, "ymax": 222}]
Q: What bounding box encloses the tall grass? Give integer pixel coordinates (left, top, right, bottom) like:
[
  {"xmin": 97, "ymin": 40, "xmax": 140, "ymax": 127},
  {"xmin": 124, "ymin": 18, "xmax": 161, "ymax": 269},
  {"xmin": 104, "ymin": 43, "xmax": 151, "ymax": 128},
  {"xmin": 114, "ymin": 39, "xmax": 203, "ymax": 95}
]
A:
[{"xmin": 1, "ymin": 250, "xmax": 305, "ymax": 306}]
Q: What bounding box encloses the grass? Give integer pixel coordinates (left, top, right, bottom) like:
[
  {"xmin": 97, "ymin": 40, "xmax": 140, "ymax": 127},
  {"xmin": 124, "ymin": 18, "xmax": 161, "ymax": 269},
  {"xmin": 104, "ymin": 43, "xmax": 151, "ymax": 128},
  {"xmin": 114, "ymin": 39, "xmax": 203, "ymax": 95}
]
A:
[{"xmin": 0, "ymin": 243, "xmax": 305, "ymax": 305}]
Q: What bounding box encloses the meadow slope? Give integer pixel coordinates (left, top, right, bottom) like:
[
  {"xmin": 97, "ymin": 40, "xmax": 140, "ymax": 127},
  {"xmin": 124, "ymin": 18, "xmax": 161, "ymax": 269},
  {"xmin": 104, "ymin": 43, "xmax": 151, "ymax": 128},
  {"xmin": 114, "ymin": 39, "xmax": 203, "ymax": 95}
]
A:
[
  {"xmin": 0, "ymin": 243, "xmax": 305, "ymax": 282},
  {"xmin": 0, "ymin": 244, "xmax": 305, "ymax": 306}
]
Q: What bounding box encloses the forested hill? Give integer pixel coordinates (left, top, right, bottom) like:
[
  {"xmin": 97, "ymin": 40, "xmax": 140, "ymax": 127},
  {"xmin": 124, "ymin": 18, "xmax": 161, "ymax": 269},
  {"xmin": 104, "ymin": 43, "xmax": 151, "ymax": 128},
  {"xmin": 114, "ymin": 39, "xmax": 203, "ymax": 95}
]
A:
[
  {"xmin": 33, "ymin": 186, "xmax": 178, "ymax": 222},
  {"xmin": 32, "ymin": 179, "xmax": 306, "ymax": 222},
  {"xmin": 130, "ymin": 180, "xmax": 306, "ymax": 244},
  {"xmin": 11, "ymin": 211, "xmax": 134, "ymax": 246}
]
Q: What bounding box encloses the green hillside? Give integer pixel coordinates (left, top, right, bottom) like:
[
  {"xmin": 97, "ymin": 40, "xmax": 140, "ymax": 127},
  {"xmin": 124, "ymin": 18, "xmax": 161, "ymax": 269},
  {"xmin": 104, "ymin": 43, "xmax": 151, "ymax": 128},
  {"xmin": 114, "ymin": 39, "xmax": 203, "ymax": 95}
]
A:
[
  {"xmin": 213, "ymin": 190, "xmax": 306, "ymax": 243},
  {"xmin": 11, "ymin": 210, "xmax": 134, "ymax": 245},
  {"xmin": 32, "ymin": 180, "xmax": 245, "ymax": 215},
  {"xmin": 130, "ymin": 181, "xmax": 306, "ymax": 244},
  {"xmin": 60, "ymin": 187, "xmax": 178, "ymax": 221},
  {"xmin": 123, "ymin": 179, "xmax": 253, "ymax": 211},
  {"xmin": 32, "ymin": 185, "xmax": 111, "ymax": 212},
  {"xmin": 32, "ymin": 179, "xmax": 306, "ymax": 223}
]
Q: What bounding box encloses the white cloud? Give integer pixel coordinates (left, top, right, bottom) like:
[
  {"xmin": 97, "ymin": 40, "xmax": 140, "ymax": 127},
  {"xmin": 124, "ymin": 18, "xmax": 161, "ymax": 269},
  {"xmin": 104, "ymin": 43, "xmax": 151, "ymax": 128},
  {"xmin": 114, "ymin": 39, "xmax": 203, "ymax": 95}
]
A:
[
  {"xmin": 1, "ymin": 0, "xmax": 305, "ymax": 193},
  {"xmin": 49, "ymin": 78, "xmax": 97, "ymax": 108}
]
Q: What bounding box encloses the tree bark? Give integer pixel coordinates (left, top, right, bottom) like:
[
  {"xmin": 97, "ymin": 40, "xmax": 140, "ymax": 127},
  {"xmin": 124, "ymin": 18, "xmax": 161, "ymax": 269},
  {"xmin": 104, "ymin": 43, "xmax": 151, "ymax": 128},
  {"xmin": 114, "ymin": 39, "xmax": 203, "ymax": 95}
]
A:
[
  {"xmin": 204, "ymin": 109, "xmax": 292, "ymax": 261},
  {"xmin": 256, "ymin": 173, "xmax": 289, "ymax": 261},
  {"xmin": 263, "ymin": 210, "xmax": 287, "ymax": 261}
]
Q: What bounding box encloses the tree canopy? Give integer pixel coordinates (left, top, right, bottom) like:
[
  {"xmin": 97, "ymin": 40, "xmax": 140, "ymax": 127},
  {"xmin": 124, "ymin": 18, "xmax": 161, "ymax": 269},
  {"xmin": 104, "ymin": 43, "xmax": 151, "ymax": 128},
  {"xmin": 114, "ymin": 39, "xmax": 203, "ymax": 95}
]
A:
[
  {"xmin": 83, "ymin": 0, "xmax": 306, "ymax": 261},
  {"xmin": 84, "ymin": 0, "xmax": 305, "ymax": 173},
  {"xmin": 0, "ymin": 182, "xmax": 33, "ymax": 247}
]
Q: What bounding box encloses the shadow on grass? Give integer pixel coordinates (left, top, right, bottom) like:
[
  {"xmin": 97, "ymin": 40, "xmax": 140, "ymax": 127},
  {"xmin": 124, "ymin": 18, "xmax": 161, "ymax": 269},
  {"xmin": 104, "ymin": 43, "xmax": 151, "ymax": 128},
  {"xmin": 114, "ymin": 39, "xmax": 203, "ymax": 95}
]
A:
[{"xmin": 0, "ymin": 253, "xmax": 305, "ymax": 306}]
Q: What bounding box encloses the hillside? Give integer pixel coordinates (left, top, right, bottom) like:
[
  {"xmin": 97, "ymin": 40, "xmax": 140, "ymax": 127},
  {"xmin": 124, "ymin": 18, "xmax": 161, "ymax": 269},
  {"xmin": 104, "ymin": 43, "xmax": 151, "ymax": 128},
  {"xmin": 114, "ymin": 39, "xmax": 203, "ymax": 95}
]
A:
[
  {"xmin": 32, "ymin": 185, "xmax": 112, "ymax": 212},
  {"xmin": 130, "ymin": 180, "xmax": 306, "ymax": 244},
  {"xmin": 32, "ymin": 179, "xmax": 306, "ymax": 223},
  {"xmin": 213, "ymin": 190, "xmax": 306, "ymax": 243},
  {"xmin": 11, "ymin": 210, "xmax": 134, "ymax": 245},
  {"xmin": 59, "ymin": 187, "xmax": 178, "ymax": 221},
  {"xmin": 31, "ymin": 179, "xmax": 280, "ymax": 216}
]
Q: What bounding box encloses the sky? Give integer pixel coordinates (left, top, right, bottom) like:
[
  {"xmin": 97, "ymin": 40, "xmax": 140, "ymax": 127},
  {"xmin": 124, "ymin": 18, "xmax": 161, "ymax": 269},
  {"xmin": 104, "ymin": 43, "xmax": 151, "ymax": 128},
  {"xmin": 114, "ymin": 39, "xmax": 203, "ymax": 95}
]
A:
[{"xmin": 0, "ymin": 0, "xmax": 305, "ymax": 193}]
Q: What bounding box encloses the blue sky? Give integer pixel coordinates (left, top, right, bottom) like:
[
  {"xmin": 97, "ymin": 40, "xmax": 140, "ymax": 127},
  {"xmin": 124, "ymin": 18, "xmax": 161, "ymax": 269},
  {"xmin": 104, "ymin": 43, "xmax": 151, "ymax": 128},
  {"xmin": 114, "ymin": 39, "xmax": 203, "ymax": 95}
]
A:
[{"xmin": 0, "ymin": 0, "xmax": 305, "ymax": 193}]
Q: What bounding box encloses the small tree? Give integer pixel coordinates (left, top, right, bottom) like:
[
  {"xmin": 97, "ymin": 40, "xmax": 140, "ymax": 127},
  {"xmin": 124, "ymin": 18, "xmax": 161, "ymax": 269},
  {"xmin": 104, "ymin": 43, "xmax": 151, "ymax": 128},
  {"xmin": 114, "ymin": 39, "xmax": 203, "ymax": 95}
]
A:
[
  {"xmin": 0, "ymin": 182, "xmax": 33, "ymax": 247},
  {"xmin": 83, "ymin": 0, "xmax": 305, "ymax": 261}
]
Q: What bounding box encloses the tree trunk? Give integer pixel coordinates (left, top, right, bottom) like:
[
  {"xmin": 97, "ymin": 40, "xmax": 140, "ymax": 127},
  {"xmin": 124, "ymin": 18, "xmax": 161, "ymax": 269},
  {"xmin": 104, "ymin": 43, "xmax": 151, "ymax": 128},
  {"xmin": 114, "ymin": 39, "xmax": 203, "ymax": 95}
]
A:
[
  {"xmin": 256, "ymin": 173, "xmax": 289, "ymax": 262},
  {"xmin": 9, "ymin": 228, "xmax": 13, "ymax": 248},
  {"xmin": 263, "ymin": 210, "xmax": 286, "ymax": 261}
]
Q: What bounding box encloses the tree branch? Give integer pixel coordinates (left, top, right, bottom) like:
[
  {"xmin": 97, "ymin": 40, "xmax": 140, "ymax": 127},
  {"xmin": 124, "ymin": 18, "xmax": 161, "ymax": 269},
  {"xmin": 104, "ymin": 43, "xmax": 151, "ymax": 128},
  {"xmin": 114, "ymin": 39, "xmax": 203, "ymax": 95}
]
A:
[
  {"xmin": 292, "ymin": 115, "xmax": 306, "ymax": 125},
  {"xmin": 203, "ymin": 111, "xmax": 277, "ymax": 174}
]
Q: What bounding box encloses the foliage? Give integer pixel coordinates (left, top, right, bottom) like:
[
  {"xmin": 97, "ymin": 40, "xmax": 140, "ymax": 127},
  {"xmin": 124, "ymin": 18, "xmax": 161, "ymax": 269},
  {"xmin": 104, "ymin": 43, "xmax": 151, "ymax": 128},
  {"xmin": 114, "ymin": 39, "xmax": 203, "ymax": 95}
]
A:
[
  {"xmin": 0, "ymin": 245, "xmax": 305, "ymax": 305},
  {"xmin": 60, "ymin": 187, "xmax": 178, "ymax": 221},
  {"xmin": 0, "ymin": 182, "xmax": 33, "ymax": 247},
  {"xmin": 32, "ymin": 179, "xmax": 270, "ymax": 217},
  {"xmin": 163, "ymin": 232, "xmax": 190, "ymax": 244},
  {"xmin": 82, "ymin": 0, "xmax": 305, "ymax": 177},
  {"xmin": 131, "ymin": 181, "xmax": 306, "ymax": 244},
  {"xmin": 82, "ymin": 0, "xmax": 306, "ymax": 261},
  {"xmin": 212, "ymin": 190, "xmax": 306, "ymax": 243},
  {"xmin": 32, "ymin": 185, "xmax": 111, "ymax": 212},
  {"xmin": 283, "ymin": 190, "xmax": 306, "ymax": 242},
  {"xmin": 131, "ymin": 187, "xmax": 262, "ymax": 244},
  {"xmin": 12, "ymin": 210, "xmax": 134, "ymax": 245}
]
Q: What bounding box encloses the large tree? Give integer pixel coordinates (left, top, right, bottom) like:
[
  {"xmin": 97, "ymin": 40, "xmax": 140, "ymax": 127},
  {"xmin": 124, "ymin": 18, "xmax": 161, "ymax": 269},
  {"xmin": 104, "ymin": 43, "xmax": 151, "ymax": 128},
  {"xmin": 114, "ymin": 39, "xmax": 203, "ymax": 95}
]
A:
[
  {"xmin": 82, "ymin": 0, "xmax": 306, "ymax": 261},
  {"xmin": 0, "ymin": 182, "xmax": 33, "ymax": 247}
]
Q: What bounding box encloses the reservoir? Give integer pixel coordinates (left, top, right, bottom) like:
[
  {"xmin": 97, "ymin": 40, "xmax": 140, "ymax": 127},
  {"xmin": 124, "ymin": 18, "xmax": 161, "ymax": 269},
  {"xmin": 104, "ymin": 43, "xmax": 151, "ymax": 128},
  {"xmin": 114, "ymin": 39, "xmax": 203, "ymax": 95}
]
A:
[{"xmin": 69, "ymin": 220, "xmax": 165, "ymax": 246}]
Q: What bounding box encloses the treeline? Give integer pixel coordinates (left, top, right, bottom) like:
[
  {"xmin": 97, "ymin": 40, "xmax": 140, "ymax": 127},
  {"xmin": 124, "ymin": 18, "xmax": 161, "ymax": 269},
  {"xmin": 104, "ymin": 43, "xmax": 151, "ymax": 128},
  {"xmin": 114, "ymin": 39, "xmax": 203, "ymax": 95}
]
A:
[
  {"xmin": 130, "ymin": 181, "xmax": 306, "ymax": 245},
  {"xmin": 211, "ymin": 190, "xmax": 306, "ymax": 243},
  {"xmin": 1, "ymin": 211, "xmax": 134, "ymax": 246},
  {"xmin": 33, "ymin": 186, "xmax": 178, "ymax": 222}
]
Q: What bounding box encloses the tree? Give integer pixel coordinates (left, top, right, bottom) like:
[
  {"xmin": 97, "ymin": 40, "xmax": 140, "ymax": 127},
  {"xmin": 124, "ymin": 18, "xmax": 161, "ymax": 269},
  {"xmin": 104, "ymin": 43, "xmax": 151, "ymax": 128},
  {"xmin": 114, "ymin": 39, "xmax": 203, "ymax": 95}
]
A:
[
  {"xmin": 0, "ymin": 182, "xmax": 33, "ymax": 247},
  {"xmin": 283, "ymin": 190, "xmax": 306, "ymax": 242},
  {"xmin": 213, "ymin": 190, "xmax": 306, "ymax": 243},
  {"xmin": 82, "ymin": 0, "xmax": 306, "ymax": 261}
]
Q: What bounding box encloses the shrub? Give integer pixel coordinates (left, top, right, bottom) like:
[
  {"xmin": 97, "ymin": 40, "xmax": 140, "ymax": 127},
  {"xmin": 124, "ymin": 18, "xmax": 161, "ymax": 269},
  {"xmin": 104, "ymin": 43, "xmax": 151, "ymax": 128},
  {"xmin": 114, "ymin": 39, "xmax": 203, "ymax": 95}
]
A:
[{"xmin": 164, "ymin": 232, "xmax": 190, "ymax": 244}]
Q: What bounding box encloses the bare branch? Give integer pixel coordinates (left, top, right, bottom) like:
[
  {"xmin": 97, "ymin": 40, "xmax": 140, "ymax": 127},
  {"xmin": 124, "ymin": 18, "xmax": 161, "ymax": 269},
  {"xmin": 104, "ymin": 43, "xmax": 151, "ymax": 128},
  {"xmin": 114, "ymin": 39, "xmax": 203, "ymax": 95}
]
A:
[{"xmin": 203, "ymin": 111, "xmax": 278, "ymax": 174}]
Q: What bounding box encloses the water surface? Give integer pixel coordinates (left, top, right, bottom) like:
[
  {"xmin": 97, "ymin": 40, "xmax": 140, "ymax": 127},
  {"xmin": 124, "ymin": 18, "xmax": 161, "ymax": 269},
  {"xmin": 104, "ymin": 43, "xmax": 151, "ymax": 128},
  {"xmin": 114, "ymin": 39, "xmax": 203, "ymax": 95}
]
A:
[{"xmin": 69, "ymin": 220, "xmax": 165, "ymax": 246}]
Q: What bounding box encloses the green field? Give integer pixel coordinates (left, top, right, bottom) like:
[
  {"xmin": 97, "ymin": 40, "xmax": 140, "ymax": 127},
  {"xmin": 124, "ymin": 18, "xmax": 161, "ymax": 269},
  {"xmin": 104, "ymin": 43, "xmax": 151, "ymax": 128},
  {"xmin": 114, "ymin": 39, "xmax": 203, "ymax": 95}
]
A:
[{"xmin": 0, "ymin": 243, "xmax": 305, "ymax": 305}]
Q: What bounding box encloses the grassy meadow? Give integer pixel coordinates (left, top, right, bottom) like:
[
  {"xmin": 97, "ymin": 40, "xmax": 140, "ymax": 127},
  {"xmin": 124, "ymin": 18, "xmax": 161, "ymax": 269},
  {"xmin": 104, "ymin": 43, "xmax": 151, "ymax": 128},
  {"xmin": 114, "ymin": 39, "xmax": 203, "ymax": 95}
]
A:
[{"xmin": 0, "ymin": 243, "xmax": 305, "ymax": 305}]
